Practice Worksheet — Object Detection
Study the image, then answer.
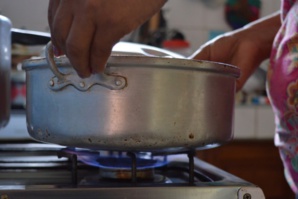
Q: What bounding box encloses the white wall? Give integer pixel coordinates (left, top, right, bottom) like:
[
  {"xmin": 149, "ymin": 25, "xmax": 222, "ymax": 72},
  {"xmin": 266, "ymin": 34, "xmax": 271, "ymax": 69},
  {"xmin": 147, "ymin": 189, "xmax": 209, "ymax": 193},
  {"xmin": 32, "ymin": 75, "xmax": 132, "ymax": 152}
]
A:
[
  {"xmin": 163, "ymin": 0, "xmax": 280, "ymax": 53},
  {"xmin": 0, "ymin": 0, "xmax": 49, "ymax": 32},
  {"xmin": 0, "ymin": 0, "xmax": 280, "ymax": 45},
  {"xmin": 234, "ymin": 106, "xmax": 275, "ymax": 139}
]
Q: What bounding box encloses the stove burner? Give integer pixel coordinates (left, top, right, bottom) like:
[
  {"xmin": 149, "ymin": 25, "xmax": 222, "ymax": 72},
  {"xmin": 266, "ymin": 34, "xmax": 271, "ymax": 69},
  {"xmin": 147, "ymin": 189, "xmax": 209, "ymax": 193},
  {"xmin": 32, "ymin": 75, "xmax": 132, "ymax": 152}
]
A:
[
  {"xmin": 97, "ymin": 156, "xmax": 165, "ymax": 169},
  {"xmin": 57, "ymin": 148, "xmax": 168, "ymax": 182},
  {"xmin": 58, "ymin": 148, "xmax": 100, "ymax": 167},
  {"xmin": 98, "ymin": 156, "xmax": 160, "ymax": 180},
  {"xmin": 58, "ymin": 148, "xmax": 167, "ymax": 169}
]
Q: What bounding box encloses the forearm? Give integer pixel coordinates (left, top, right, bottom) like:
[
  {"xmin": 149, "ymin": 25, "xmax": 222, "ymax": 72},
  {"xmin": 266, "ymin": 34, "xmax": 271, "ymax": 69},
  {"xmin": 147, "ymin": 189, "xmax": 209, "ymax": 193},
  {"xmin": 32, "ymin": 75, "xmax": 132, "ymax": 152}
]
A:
[
  {"xmin": 235, "ymin": 11, "xmax": 281, "ymax": 62},
  {"xmin": 190, "ymin": 11, "xmax": 281, "ymax": 91}
]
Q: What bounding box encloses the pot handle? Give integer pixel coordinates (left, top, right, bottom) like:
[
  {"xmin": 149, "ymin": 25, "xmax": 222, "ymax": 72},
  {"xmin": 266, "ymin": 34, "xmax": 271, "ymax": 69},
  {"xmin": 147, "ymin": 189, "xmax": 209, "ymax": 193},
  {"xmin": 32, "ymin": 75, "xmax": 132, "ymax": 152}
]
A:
[{"xmin": 45, "ymin": 42, "xmax": 126, "ymax": 91}]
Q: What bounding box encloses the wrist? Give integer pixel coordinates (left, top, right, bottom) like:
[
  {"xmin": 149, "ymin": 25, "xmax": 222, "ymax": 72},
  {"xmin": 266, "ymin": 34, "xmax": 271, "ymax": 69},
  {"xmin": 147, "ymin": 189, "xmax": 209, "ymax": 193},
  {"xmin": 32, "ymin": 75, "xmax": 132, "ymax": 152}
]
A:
[{"xmin": 241, "ymin": 11, "xmax": 281, "ymax": 62}]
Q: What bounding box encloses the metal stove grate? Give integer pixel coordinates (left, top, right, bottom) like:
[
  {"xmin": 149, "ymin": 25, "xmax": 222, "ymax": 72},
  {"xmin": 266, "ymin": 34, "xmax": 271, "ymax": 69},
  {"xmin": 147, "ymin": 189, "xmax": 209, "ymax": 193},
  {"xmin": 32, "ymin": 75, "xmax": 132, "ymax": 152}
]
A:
[{"xmin": 0, "ymin": 142, "xmax": 266, "ymax": 199}]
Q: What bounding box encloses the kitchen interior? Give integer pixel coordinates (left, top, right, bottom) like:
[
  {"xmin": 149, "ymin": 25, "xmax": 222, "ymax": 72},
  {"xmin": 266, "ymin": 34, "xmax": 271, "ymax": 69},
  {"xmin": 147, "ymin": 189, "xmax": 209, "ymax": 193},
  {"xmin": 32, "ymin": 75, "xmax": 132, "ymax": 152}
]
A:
[{"xmin": 0, "ymin": 0, "xmax": 291, "ymax": 199}]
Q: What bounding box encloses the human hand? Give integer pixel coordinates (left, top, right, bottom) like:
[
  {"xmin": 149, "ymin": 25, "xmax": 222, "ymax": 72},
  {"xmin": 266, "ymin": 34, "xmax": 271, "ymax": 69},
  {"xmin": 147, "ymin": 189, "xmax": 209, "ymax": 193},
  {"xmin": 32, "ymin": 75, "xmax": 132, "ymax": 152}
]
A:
[
  {"xmin": 190, "ymin": 30, "xmax": 264, "ymax": 91},
  {"xmin": 48, "ymin": 0, "xmax": 166, "ymax": 78},
  {"xmin": 190, "ymin": 12, "xmax": 280, "ymax": 91}
]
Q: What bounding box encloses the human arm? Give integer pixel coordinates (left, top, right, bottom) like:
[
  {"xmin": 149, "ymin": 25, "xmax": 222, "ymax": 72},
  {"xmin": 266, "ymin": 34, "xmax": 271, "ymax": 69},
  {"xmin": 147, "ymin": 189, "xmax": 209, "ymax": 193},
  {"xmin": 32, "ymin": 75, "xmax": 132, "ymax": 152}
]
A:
[
  {"xmin": 48, "ymin": 0, "xmax": 166, "ymax": 78},
  {"xmin": 190, "ymin": 11, "xmax": 281, "ymax": 91}
]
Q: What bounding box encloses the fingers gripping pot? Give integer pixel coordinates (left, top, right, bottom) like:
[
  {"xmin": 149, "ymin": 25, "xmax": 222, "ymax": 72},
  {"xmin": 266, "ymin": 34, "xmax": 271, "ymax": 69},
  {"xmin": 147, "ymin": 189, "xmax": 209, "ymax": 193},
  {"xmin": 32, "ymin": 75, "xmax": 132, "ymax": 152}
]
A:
[{"xmin": 22, "ymin": 42, "xmax": 240, "ymax": 152}]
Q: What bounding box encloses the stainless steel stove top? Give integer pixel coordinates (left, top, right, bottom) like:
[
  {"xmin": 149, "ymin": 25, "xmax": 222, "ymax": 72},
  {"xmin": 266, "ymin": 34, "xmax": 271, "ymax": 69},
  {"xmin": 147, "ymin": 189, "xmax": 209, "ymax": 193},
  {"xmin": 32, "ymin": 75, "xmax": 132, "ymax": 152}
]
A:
[{"xmin": 0, "ymin": 142, "xmax": 265, "ymax": 199}]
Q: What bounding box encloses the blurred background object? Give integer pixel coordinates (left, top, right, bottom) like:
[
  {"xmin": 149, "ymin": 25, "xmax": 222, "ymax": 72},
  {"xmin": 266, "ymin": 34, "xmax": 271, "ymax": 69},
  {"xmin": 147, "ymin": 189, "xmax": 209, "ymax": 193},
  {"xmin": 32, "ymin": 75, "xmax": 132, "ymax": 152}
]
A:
[
  {"xmin": 225, "ymin": 0, "xmax": 261, "ymax": 30},
  {"xmin": 162, "ymin": 29, "xmax": 192, "ymax": 56}
]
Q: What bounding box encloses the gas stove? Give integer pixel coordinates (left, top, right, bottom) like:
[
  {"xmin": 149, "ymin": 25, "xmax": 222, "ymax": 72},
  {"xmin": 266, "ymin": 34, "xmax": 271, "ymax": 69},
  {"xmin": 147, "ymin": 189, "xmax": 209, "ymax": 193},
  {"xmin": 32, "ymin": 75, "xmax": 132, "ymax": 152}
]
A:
[
  {"xmin": 0, "ymin": 139, "xmax": 265, "ymax": 199},
  {"xmin": 0, "ymin": 143, "xmax": 264, "ymax": 199}
]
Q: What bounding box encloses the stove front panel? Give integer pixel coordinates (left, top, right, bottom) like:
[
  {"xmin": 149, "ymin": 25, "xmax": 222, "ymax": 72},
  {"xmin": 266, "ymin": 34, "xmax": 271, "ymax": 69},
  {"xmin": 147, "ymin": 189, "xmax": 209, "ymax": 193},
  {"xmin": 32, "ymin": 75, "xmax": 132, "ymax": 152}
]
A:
[{"xmin": 0, "ymin": 186, "xmax": 265, "ymax": 199}]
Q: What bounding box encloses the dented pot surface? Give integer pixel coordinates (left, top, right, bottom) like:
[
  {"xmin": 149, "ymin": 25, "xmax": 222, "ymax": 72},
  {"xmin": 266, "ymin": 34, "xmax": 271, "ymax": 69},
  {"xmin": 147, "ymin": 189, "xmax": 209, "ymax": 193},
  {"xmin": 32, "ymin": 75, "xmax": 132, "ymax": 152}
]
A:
[{"xmin": 22, "ymin": 42, "xmax": 240, "ymax": 152}]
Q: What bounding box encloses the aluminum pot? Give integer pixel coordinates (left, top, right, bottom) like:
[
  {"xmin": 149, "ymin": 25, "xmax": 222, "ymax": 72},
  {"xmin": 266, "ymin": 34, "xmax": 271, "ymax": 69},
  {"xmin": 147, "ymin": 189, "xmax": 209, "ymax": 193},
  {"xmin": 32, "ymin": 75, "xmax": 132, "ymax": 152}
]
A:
[
  {"xmin": 0, "ymin": 16, "xmax": 11, "ymax": 128},
  {"xmin": 22, "ymin": 42, "xmax": 240, "ymax": 152}
]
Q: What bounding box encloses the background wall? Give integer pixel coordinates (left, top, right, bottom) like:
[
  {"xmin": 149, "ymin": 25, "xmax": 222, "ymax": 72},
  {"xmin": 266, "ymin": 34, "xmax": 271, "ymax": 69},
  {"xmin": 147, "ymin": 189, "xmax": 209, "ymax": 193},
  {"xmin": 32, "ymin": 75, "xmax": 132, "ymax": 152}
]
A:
[
  {"xmin": 0, "ymin": 0, "xmax": 49, "ymax": 32},
  {"xmin": 163, "ymin": 0, "xmax": 280, "ymax": 53},
  {"xmin": 0, "ymin": 0, "xmax": 280, "ymax": 52}
]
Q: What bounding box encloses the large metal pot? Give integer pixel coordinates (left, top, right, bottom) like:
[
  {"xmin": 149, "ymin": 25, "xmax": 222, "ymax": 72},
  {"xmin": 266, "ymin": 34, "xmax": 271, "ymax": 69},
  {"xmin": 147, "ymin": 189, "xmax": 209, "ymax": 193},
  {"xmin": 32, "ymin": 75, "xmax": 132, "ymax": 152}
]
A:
[
  {"xmin": 0, "ymin": 16, "xmax": 11, "ymax": 128},
  {"xmin": 22, "ymin": 42, "xmax": 240, "ymax": 152}
]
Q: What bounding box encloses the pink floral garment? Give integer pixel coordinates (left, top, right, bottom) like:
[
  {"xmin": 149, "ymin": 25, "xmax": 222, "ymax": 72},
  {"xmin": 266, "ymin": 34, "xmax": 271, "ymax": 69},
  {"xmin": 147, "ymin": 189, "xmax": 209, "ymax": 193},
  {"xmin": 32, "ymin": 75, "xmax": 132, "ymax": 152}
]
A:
[{"xmin": 268, "ymin": 0, "xmax": 298, "ymax": 193}]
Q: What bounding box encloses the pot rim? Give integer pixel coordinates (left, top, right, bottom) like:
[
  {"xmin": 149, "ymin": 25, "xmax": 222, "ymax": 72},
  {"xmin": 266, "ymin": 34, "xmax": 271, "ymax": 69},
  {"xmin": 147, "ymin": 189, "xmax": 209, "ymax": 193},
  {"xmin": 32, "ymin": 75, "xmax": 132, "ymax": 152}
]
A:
[{"xmin": 22, "ymin": 55, "xmax": 240, "ymax": 78}]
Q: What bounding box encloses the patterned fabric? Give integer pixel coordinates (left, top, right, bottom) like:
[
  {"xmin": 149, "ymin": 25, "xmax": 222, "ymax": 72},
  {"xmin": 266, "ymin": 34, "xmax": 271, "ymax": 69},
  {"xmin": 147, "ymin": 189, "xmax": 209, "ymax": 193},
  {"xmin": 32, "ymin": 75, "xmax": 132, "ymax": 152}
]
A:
[{"xmin": 267, "ymin": 0, "xmax": 298, "ymax": 193}]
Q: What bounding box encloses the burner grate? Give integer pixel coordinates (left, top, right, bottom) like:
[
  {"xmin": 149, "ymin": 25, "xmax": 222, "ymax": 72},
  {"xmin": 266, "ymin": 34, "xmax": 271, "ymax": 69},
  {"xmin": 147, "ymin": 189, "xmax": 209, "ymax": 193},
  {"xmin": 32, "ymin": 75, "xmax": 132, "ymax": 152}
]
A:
[
  {"xmin": 56, "ymin": 148, "xmax": 200, "ymax": 186},
  {"xmin": 57, "ymin": 148, "xmax": 79, "ymax": 186}
]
